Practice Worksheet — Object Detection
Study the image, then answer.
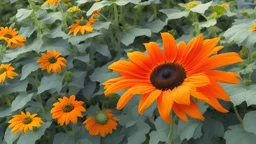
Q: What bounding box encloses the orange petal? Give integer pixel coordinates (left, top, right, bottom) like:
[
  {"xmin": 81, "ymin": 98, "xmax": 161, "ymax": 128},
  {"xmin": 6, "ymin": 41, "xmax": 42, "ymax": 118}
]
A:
[
  {"xmin": 144, "ymin": 42, "xmax": 164, "ymax": 64},
  {"xmin": 138, "ymin": 89, "xmax": 162, "ymax": 114},
  {"xmin": 161, "ymin": 32, "xmax": 177, "ymax": 62}
]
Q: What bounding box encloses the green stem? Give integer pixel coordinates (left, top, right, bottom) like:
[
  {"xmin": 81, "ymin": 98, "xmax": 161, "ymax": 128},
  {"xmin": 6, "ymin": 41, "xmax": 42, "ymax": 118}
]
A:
[
  {"xmin": 247, "ymin": 49, "xmax": 252, "ymax": 80},
  {"xmin": 99, "ymin": 13, "xmax": 109, "ymax": 21},
  {"xmin": 234, "ymin": 106, "xmax": 244, "ymax": 127},
  {"xmin": 28, "ymin": 0, "xmax": 42, "ymax": 38},
  {"xmin": 35, "ymin": 71, "xmax": 46, "ymax": 119},
  {"xmin": 167, "ymin": 115, "xmax": 176, "ymax": 143},
  {"xmin": 5, "ymin": 96, "xmax": 11, "ymax": 106},
  {"xmin": 153, "ymin": 4, "xmax": 157, "ymax": 19},
  {"xmin": 113, "ymin": 4, "xmax": 121, "ymax": 51},
  {"xmin": 58, "ymin": 3, "xmax": 68, "ymax": 31}
]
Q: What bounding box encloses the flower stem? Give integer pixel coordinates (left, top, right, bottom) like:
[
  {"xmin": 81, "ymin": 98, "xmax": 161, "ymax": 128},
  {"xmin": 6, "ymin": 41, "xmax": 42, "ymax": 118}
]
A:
[
  {"xmin": 35, "ymin": 71, "xmax": 46, "ymax": 119},
  {"xmin": 167, "ymin": 115, "xmax": 176, "ymax": 143},
  {"xmin": 58, "ymin": 2, "xmax": 68, "ymax": 31},
  {"xmin": 234, "ymin": 106, "xmax": 244, "ymax": 127},
  {"xmin": 113, "ymin": 4, "xmax": 121, "ymax": 51}
]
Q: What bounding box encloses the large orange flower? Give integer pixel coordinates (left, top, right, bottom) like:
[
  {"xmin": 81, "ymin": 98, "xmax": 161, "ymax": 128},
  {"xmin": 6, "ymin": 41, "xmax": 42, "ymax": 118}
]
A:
[
  {"xmin": 83, "ymin": 110, "xmax": 118, "ymax": 137},
  {"xmin": 8, "ymin": 112, "xmax": 43, "ymax": 134},
  {"xmin": 0, "ymin": 27, "xmax": 26, "ymax": 48},
  {"xmin": 103, "ymin": 33, "xmax": 243, "ymax": 123},
  {"xmin": 37, "ymin": 50, "xmax": 67, "ymax": 73},
  {"xmin": 50, "ymin": 95, "xmax": 86, "ymax": 125},
  {"xmin": 0, "ymin": 64, "xmax": 18, "ymax": 84}
]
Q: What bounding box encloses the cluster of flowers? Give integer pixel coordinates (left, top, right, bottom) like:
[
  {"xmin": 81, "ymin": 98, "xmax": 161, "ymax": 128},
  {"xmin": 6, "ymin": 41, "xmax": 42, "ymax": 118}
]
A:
[{"xmin": 9, "ymin": 95, "xmax": 118, "ymax": 137}]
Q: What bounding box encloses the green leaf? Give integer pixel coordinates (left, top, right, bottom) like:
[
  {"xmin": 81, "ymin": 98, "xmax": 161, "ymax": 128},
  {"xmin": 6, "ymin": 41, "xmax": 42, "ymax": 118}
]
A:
[
  {"xmin": 239, "ymin": 62, "xmax": 256, "ymax": 75},
  {"xmin": 4, "ymin": 79, "xmax": 29, "ymax": 94},
  {"xmin": 86, "ymin": 1, "xmax": 112, "ymax": 16},
  {"xmin": 127, "ymin": 120, "xmax": 151, "ymax": 144},
  {"xmin": 82, "ymin": 81, "xmax": 96, "ymax": 99},
  {"xmin": 178, "ymin": 119, "xmax": 202, "ymax": 141},
  {"xmin": 159, "ymin": 9, "xmax": 189, "ymax": 21},
  {"xmin": 114, "ymin": 0, "xmax": 141, "ymax": 6},
  {"xmin": 199, "ymin": 19, "xmax": 217, "ymax": 28},
  {"xmin": 68, "ymin": 32, "xmax": 102, "ymax": 45},
  {"xmin": 11, "ymin": 93, "xmax": 34, "ymax": 112},
  {"xmin": 20, "ymin": 61, "xmax": 39, "ymax": 80},
  {"xmin": 2, "ymin": 38, "xmax": 43, "ymax": 62},
  {"xmin": 19, "ymin": 25, "xmax": 35, "ymax": 38},
  {"xmin": 17, "ymin": 122, "xmax": 52, "ymax": 144},
  {"xmin": 94, "ymin": 44, "xmax": 111, "ymax": 58},
  {"xmin": 202, "ymin": 118, "xmax": 224, "ymax": 139},
  {"xmin": 243, "ymin": 111, "xmax": 256, "ymax": 135},
  {"xmin": 76, "ymin": 0, "xmax": 89, "ymax": 4},
  {"xmin": 41, "ymin": 38, "xmax": 70, "ymax": 56},
  {"xmin": 224, "ymin": 125, "xmax": 256, "ymax": 144},
  {"xmin": 40, "ymin": 12, "xmax": 62, "ymax": 24},
  {"xmin": 190, "ymin": 1, "xmax": 213, "ymax": 14},
  {"xmin": 16, "ymin": 9, "xmax": 33, "ymax": 22},
  {"xmin": 93, "ymin": 22, "xmax": 111, "ymax": 30},
  {"xmin": 43, "ymin": 25, "xmax": 69, "ymax": 39},
  {"xmin": 144, "ymin": 19, "xmax": 166, "ymax": 33},
  {"xmin": 149, "ymin": 117, "xmax": 170, "ymax": 144},
  {"xmin": 121, "ymin": 28, "xmax": 151, "ymax": 46},
  {"xmin": 53, "ymin": 132, "xmax": 75, "ymax": 144},
  {"xmin": 0, "ymin": 106, "xmax": 11, "ymax": 118},
  {"xmin": 4, "ymin": 128, "xmax": 21, "ymax": 144},
  {"xmin": 211, "ymin": 5, "xmax": 227, "ymax": 15},
  {"xmin": 68, "ymin": 71, "xmax": 87, "ymax": 88},
  {"xmin": 223, "ymin": 84, "xmax": 256, "ymax": 106},
  {"xmin": 38, "ymin": 74, "xmax": 62, "ymax": 94},
  {"xmin": 102, "ymin": 129, "xmax": 125, "ymax": 144}
]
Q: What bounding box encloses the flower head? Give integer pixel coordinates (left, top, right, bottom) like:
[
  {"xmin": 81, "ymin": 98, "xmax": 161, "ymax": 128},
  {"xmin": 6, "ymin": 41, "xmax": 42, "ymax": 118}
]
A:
[
  {"xmin": 103, "ymin": 32, "xmax": 243, "ymax": 123},
  {"xmin": 8, "ymin": 112, "xmax": 44, "ymax": 134},
  {"xmin": 220, "ymin": 3, "xmax": 229, "ymax": 8},
  {"xmin": 37, "ymin": 50, "xmax": 67, "ymax": 73},
  {"xmin": 83, "ymin": 110, "xmax": 118, "ymax": 137},
  {"xmin": 51, "ymin": 95, "xmax": 86, "ymax": 125},
  {"xmin": 0, "ymin": 64, "xmax": 18, "ymax": 84},
  {"xmin": 249, "ymin": 22, "xmax": 256, "ymax": 32},
  {"xmin": 67, "ymin": 6, "xmax": 81, "ymax": 13},
  {"xmin": 42, "ymin": 0, "xmax": 61, "ymax": 6},
  {"xmin": 186, "ymin": 1, "xmax": 199, "ymax": 10},
  {"xmin": 68, "ymin": 17, "xmax": 93, "ymax": 36},
  {"xmin": 0, "ymin": 27, "xmax": 26, "ymax": 48}
]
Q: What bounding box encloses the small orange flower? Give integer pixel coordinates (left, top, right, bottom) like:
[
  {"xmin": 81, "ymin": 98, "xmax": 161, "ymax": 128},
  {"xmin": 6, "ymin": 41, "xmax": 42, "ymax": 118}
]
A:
[
  {"xmin": 42, "ymin": 0, "xmax": 61, "ymax": 6},
  {"xmin": 51, "ymin": 95, "xmax": 86, "ymax": 125},
  {"xmin": 37, "ymin": 50, "xmax": 67, "ymax": 73},
  {"xmin": 103, "ymin": 33, "xmax": 243, "ymax": 124},
  {"xmin": 0, "ymin": 27, "xmax": 26, "ymax": 48},
  {"xmin": 68, "ymin": 17, "xmax": 93, "ymax": 36},
  {"xmin": 67, "ymin": 6, "xmax": 80, "ymax": 13},
  {"xmin": 249, "ymin": 22, "xmax": 256, "ymax": 32},
  {"xmin": 8, "ymin": 112, "xmax": 44, "ymax": 134},
  {"xmin": 220, "ymin": 3, "xmax": 229, "ymax": 8},
  {"xmin": 83, "ymin": 110, "xmax": 118, "ymax": 137},
  {"xmin": 0, "ymin": 64, "xmax": 18, "ymax": 84}
]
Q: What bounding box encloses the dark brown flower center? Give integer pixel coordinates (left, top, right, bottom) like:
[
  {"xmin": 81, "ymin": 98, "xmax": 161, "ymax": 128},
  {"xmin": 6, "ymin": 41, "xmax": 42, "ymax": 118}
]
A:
[
  {"xmin": 22, "ymin": 116, "xmax": 32, "ymax": 124},
  {"xmin": 95, "ymin": 111, "xmax": 108, "ymax": 125},
  {"xmin": 150, "ymin": 63, "xmax": 186, "ymax": 90},
  {"xmin": 62, "ymin": 102, "xmax": 74, "ymax": 112},
  {"xmin": 0, "ymin": 68, "xmax": 7, "ymax": 75},
  {"xmin": 48, "ymin": 57, "xmax": 57, "ymax": 63},
  {"xmin": 3, "ymin": 33, "xmax": 12, "ymax": 38}
]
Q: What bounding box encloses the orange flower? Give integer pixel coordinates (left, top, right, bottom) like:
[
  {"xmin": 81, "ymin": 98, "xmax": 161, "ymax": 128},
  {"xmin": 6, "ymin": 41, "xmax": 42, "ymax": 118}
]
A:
[
  {"xmin": 186, "ymin": 1, "xmax": 199, "ymax": 10},
  {"xmin": 8, "ymin": 112, "xmax": 44, "ymax": 134},
  {"xmin": 103, "ymin": 33, "xmax": 243, "ymax": 123},
  {"xmin": 50, "ymin": 95, "xmax": 86, "ymax": 125},
  {"xmin": 83, "ymin": 110, "xmax": 118, "ymax": 137},
  {"xmin": 67, "ymin": 6, "xmax": 80, "ymax": 13},
  {"xmin": 37, "ymin": 50, "xmax": 67, "ymax": 73},
  {"xmin": 68, "ymin": 17, "xmax": 93, "ymax": 36},
  {"xmin": 0, "ymin": 27, "xmax": 26, "ymax": 48},
  {"xmin": 220, "ymin": 3, "xmax": 229, "ymax": 8},
  {"xmin": 42, "ymin": 0, "xmax": 61, "ymax": 6},
  {"xmin": 0, "ymin": 64, "xmax": 18, "ymax": 84},
  {"xmin": 249, "ymin": 22, "xmax": 256, "ymax": 32}
]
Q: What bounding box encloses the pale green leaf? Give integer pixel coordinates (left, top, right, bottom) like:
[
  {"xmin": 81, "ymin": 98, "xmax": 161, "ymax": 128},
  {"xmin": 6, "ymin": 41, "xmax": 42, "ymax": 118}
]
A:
[
  {"xmin": 190, "ymin": 1, "xmax": 213, "ymax": 14},
  {"xmin": 127, "ymin": 120, "xmax": 150, "ymax": 144},
  {"xmin": 38, "ymin": 74, "xmax": 62, "ymax": 94},
  {"xmin": 115, "ymin": 0, "xmax": 141, "ymax": 6},
  {"xmin": 20, "ymin": 61, "xmax": 39, "ymax": 80},
  {"xmin": 199, "ymin": 19, "xmax": 217, "ymax": 28},
  {"xmin": 4, "ymin": 128, "xmax": 21, "ymax": 144},
  {"xmin": 224, "ymin": 125, "xmax": 256, "ymax": 144},
  {"xmin": 11, "ymin": 93, "xmax": 34, "ymax": 112},
  {"xmin": 178, "ymin": 119, "xmax": 202, "ymax": 141},
  {"xmin": 16, "ymin": 9, "xmax": 32, "ymax": 22},
  {"xmin": 0, "ymin": 106, "xmax": 11, "ymax": 118},
  {"xmin": 41, "ymin": 38, "xmax": 70, "ymax": 56},
  {"xmin": 4, "ymin": 80, "xmax": 29, "ymax": 94},
  {"xmin": 40, "ymin": 12, "xmax": 62, "ymax": 24},
  {"xmin": 82, "ymin": 81, "xmax": 96, "ymax": 99},
  {"xmin": 86, "ymin": 1, "xmax": 112, "ymax": 16},
  {"xmin": 144, "ymin": 19, "xmax": 166, "ymax": 33},
  {"xmin": 121, "ymin": 28, "xmax": 151, "ymax": 46},
  {"xmin": 149, "ymin": 117, "xmax": 169, "ymax": 144},
  {"xmin": 76, "ymin": 0, "xmax": 89, "ymax": 4},
  {"xmin": 93, "ymin": 22, "xmax": 111, "ymax": 30},
  {"xmin": 17, "ymin": 122, "xmax": 52, "ymax": 144},
  {"xmin": 53, "ymin": 132, "xmax": 75, "ymax": 144},
  {"xmin": 68, "ymin": 71, "xmax": 87, "ymax": 88},
  {"xmin": 68, "ymin": 32, "xmax": 102, "ymax": 45},
  {"xmin": 210, "ymin": 5, "xmax": 227, "ymax": 15},
  {"xmin": 43, "ymin": 25, "xmax": 69, "ymax": 39},
  {"xmin": 160, "ymin": 9, "xmax": 189, "ymax": 21},
  {"xmin": 74, "ymin": 55, "xmax": 90, "ymax": 63},
  {"xmin": 94, "ymin": 44, "xmax": 111, "ymax": 58},
  {"xmin": 243, "ymin": 111, "xmax": 256, "ymax": 135},
  {"xmin": 19, "ymin": 25, "xmax": 35, "ymax": 38}
]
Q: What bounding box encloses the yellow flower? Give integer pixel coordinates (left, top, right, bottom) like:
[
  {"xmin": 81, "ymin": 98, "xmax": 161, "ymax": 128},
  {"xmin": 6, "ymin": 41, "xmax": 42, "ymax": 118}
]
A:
[
  {"xmin": 42, "ymin": 0, "xmax": 61, "ymax": 6},
  {"xmin": 8, "ymin": 112, "xmax": 44, "ymax": 134},
  {"xmin": 51, "ymin": 95, "xmax": 86, "ymax": 125},
  {"xmin": 37, "ymin": 50, "xmax": 67, "ymax": 73},
  {"xmin": 68, "ymin": 17, "xmax": 93, "ymax": 36},
  {"xmin": 0, "ymin": 64, "xmax": 18, "ymax": 84},
  {"xmin": 67, "ymin": 6, "xmax": 81, "ymax": 13},
  {"xmin": 0, "ymin": 27, "xmax": 26, "ymax": 48},
  {"xmin": 83, "ymin": 110, "xmax": 118, "ymax": 137},
  {"xmin": 249, "ymin": 22, "xmax": 256, "ymax": 32},
  {"xmin": 220, "ymin": 3, "xmax": 229, "ymax": 8},
  {"xmin": 186, "ymin": 1, "xmax": 199, "ymax": 10}
]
